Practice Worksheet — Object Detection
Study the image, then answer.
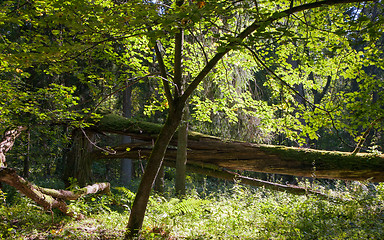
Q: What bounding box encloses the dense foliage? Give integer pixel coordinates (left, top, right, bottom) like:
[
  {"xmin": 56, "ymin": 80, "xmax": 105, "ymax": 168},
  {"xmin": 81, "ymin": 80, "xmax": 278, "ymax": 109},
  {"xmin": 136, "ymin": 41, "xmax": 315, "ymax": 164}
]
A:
[
  {"xmin": 1, "ymin": 0, "xmax": 384, "ymax": 238},
  {"xmin": 2, "ymin": 178, "xmax": 384, "ymax": 239},
  {"xmin": 1, "ymin": 0, "xmax": 383, "ymax": 147}
]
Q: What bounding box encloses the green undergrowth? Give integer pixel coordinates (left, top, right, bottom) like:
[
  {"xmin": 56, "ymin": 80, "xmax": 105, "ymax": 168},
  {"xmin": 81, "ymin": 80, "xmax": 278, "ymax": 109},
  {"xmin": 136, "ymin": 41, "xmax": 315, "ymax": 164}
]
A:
[{"xmin": 1, "ymin": 180, "xmax": 384, "ymax": 239}]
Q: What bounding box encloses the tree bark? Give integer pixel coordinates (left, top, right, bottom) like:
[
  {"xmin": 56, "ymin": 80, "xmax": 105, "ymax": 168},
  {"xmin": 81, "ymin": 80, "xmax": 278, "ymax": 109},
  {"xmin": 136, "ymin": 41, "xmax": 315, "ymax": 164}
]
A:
[
  {"xmin": 120, "ymin": 137, "xmax": 133, "ymax": 186},
  {"xmin": 174, "ymin": 26, "xmax": 187, "ymax": 196},
  {"xmin": 63, "ymin": 128, "xmax": 95, "ymax": 187},
  {"xmin": 121, "ymin": 82, "xmax": 133, "ymax": 186},
  {"xmin": 175, "ymin": 105, "xmax": 188, "ymax": 196},
  {"xmin": 23, "ymin": 130, "xmax": 30, "ymax": 178},
  {"xmin": 0, "ymin": 126, "xmax": 26, "ymax": 168},
  {"xmin": 154, "ymin": 164, "xmax": 165, "ymax": 193}
]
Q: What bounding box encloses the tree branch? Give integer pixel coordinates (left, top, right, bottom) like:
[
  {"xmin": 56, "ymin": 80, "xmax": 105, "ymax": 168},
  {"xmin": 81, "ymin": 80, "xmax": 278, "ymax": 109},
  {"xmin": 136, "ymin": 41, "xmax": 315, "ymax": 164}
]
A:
[
  {"xmin": 37, "ymin": 182, "xmax": 111, "ymax": 200},
  {"xmin": 154, "ymin": 40, "xmax": 173, "ymax": 105},
  {"xmin": 352, "ymin": 117, "xmax": 384, "ymax": 155},
  {"xmin": 188, "ymin": 28, "xmax": 209, "ymax": 64}
]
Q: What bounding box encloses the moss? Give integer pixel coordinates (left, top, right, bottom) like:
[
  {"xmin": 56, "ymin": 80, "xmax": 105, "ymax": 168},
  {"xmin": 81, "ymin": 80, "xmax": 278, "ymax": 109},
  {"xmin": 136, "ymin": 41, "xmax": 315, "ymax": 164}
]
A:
[
  {"xmin": 258, "ymin": 144, "xmax": 384, "ymax": 171},
  {"xmin": 98, "ymin": 114, "xmax": 221, "ymax": 141},
  {"xmin": 98, "ymin": 114, "xmax": 163, "ymax": 134},
  {"xmin": 187, "ymin": 130, "xmax": 221, "ymax": 141}
]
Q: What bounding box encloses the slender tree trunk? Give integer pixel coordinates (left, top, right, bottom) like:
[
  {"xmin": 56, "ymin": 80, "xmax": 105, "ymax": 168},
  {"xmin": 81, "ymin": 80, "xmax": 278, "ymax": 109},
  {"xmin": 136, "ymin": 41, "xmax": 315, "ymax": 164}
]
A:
[
  {"xmin": 175, "ymin": 104, "xmax": 188, "ymax": 196},
  {"xmin": 121, "ymin": 80, "xmax": 134, "ymax": 186},
  {"xmin": 120, "ymin": 136, "xmax": 133, "ymax": 186},
  {"xmin": 125, "ymin": 104, "xmax": 184, "ymax": 239},
  {"xmin": 23, "ymin": 130, "xmax": 30, "ymax": 178}
]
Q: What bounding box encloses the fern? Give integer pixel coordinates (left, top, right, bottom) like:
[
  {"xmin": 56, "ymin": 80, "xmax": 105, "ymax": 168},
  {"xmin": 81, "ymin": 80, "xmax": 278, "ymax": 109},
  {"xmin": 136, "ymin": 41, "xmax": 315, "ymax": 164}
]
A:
[
  {"xmin": 171, "ymin": 198, "xmax": 210, "ymax": 217},
  {"xmin": 114, "ymin": 187, "xmax": 135, "ymax": 207},
  {"xmin": 114, "ymin": 187, "xmax": 135, "ymax": 198}
]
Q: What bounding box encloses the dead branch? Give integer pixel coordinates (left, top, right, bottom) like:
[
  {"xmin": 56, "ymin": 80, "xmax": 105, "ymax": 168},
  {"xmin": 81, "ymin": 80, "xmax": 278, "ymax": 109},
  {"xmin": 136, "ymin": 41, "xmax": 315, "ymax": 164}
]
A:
[
  {"xmin": 0, "ymin": 126, "xmax": 27, "ymax": 167},
  {"xmin": 0, "ymin": 168, "xmax": 110, "ymax": 219}
]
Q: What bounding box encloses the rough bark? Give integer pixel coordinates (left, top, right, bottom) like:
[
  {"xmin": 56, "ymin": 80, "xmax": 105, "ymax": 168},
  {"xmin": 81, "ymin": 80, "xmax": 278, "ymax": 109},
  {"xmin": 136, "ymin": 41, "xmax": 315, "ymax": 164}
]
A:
[
  {"xmin": 63, "ymin": 128, "xmax": 95, "ymax": 187},
  {"xmin": 0, "ymin": 167, "xmax": 110, "ymax": 218}
]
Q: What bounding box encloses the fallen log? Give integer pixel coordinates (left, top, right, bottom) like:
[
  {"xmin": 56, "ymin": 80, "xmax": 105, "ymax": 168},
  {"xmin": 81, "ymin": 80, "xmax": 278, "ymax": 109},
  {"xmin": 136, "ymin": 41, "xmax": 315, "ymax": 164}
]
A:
[
  {"xmin": 163, "ymin": 160, "xmax": 332, "ymax": 198},
  {"xmin": 0, "ymin": 167, "xmax": 111, "ymax": 219},
  {"xmin": 94, "ymin": 114, "xmax": 384, "ymax": 182},
  {"xmin": 36, "ymin": 182, "xmax": 110, "ymax": 201}
]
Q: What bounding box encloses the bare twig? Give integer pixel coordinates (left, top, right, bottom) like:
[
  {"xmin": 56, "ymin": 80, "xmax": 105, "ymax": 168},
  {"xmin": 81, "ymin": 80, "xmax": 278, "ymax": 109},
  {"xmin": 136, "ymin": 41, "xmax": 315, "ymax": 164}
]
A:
[
  {"xmin": 154, "ymin": 40, "xmax": 174, "ymax": 105},
  {"xmin": 80, "ymin": 128, "xmax": 116, "ymax": 155},
  {"xmin": 352, "ymin": 117, "xmax": 384, "ymax": 155},
  {"xmin": 188, "ymin": 28, "xmax": 209, "ymax": 64}
]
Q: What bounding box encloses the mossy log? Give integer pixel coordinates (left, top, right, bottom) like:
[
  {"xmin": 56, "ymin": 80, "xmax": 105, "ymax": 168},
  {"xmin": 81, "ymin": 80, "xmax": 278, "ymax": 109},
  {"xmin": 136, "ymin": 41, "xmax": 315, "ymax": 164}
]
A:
[
  {"xmin": 95, "ymin": 114, "xmax": 384, "ymax": 182},
  {"xmin": 0, "ymin": 167, "xmax": 111, "ymax": 219}
]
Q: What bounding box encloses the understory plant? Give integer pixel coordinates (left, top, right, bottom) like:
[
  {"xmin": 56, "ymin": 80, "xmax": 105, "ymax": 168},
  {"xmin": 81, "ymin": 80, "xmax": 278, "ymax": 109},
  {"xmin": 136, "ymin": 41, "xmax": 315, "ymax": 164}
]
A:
[{"xmin": 1, "ymin": 180, "xmax": 384, "ymax": 239}]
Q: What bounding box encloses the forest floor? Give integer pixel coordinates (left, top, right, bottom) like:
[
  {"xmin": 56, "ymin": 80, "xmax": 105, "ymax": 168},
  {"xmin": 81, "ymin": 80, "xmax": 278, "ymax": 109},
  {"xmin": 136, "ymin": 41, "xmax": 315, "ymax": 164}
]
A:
[{"xmin": 2, "ymin": 177, "xmax": 384, "ymax": 239}]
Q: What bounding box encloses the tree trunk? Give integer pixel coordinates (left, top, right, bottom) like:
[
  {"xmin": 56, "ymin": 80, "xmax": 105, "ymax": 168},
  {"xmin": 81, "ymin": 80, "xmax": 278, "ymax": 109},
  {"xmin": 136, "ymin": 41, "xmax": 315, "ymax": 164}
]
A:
[
  {"xmin": 125, "ymin": 104, "xmax": 184, "ymax": 239},
  {"xmin": 63, "ymin": 128, "xmax": 95, "ymax": 187},
  {"xmin": 121, "ymin": 135, "xmax": 133, "ymax": 186},
  {"xmin": 154, "ymin": 164, "xmax": 165, "ymax": 193},
  {"xmin": 23, "ymin": 130, "xmax": 30, "ymax": 178},
  {"xmin": 175, "ymin": 105, "xmax": 188, "ymax": 196},
  {"xmin": 121, "ymin": 82, "xmax": 133, "ymax": 186}
]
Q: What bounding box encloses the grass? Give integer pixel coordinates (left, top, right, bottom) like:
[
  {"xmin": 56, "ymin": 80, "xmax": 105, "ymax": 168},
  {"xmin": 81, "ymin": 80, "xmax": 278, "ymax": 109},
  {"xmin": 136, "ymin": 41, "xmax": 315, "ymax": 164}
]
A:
[{"xmin": 1, "ymin": 178, "xmax": 384, "ymax": 239}]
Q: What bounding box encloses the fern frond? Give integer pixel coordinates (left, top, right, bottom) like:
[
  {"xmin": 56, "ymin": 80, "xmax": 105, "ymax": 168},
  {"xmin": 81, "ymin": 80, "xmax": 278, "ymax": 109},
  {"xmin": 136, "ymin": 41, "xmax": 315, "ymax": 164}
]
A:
[{"xmin": 172, "ymin": 198, "xmax": 210, "ymax": 217}]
